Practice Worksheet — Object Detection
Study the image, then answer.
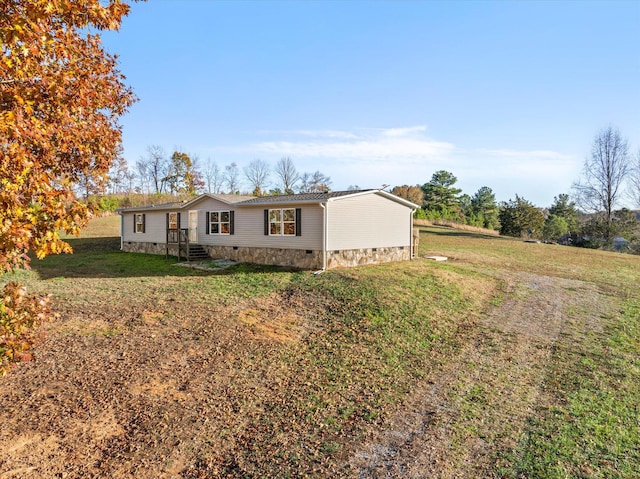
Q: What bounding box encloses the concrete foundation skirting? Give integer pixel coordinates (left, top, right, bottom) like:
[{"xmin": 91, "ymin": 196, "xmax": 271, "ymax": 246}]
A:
[{"xmin": 121, "ymin": 242, "xmax": 411, "ymax": 270}]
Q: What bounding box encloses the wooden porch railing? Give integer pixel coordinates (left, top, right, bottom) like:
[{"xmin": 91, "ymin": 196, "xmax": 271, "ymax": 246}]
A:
[{"xmin": 166, "ymin": 228, "xmax": 190, "ymax": 261}]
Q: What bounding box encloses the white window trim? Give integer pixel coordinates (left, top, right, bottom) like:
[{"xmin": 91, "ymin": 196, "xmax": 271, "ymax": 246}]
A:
[
  {"xmin": 135, "ymin": 214, "xmax": 144, "ymax": 233},
  {"xmin": 168, "ymin": 212, "xmax": 178, "ymax": 229},
  {"xmin": 269, "ymin": 208, "xmax": 296, "ymax": 236},
  {"xmin": 209, "ymin": 210, "xmax": 231, "ymax": 235}
]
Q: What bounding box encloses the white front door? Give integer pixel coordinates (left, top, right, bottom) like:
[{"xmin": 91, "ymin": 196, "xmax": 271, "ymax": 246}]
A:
[{"xmin": 188, "ymin": 210, "xmax": 198, "ymax": 243}]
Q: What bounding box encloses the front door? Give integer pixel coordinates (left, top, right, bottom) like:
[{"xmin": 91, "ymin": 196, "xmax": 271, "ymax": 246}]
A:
[{"xmin": 188, "ymin": 210, "xmax": 198, "ymax": 243}]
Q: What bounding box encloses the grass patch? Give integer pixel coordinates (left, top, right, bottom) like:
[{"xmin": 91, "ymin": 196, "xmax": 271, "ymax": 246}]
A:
[{"xmin": 500, "ymin": 299, "xmax": 640, "ymax": 478}]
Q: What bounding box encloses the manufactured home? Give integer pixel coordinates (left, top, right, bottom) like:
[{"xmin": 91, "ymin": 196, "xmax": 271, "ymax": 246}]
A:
[{"xmin": 118, "ymin": 190, "xmax": 419, "ymax": 270}]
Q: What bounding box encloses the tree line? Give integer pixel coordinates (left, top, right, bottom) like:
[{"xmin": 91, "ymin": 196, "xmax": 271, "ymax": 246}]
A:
[
  {"xmin": 391, "ymin": 126, "xmax": 640, "ymax": 249},
  {"xmin": 97, "ymin": 147, "xmax": 333, "ymax": 198},
  {"xmin": 100, "ymin": 127, "xmax": 639, "ymax": 249}
]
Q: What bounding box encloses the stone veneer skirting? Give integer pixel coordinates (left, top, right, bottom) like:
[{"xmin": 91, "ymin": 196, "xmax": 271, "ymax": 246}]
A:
[
  {"xmin": 122, "ymin": 242, "xmax": 410, "ymax": 270},
  {"xmin": 326, "ymin": 246, "xmax": 411, "ymax": 269},
  {"xmin": 202, "ymin": 245, "xmax": 323, "ymax": 270}
]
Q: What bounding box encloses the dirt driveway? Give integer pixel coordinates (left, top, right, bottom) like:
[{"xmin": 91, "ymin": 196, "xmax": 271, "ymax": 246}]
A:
[{"xmin": 349, "ymin": 272, "xmax": 613, "ymax": 478}]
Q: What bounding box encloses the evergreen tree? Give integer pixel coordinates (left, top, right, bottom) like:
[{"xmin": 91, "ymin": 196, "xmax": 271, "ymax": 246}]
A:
[
  {"xmin": 549, "ymin": 194, "xmax": 579, "ymax": 232},
  {"xmin": 471, "ymin": 186, "xmax": 500, "ymax": 229},
  {"xmin": 499, "ymin": 195, "xmax": 545, "ymax": 238},
  {"xmin": 422, "ymin": 170, "xmax": 462, "ymax": 219}
]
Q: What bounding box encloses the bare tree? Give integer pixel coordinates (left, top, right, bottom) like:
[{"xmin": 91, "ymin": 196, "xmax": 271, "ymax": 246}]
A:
[
  {"xmin": 224, "ymin": 162, "xmax": 241, "ymax": 194},
  {"xmin": 135, "ymin": 158, "xmax": 150, "ymax": 194},
  {"xmin": 123, "ymin": 169, "xmax": 136, "ymax": 194},
  {"xmin": 573, "ymin": 126, "xmax": 630, "ymax": 240},
  {"xmin": 75, "ymin": 168, "xmax": 106, "ymax": 199},
  {"xmin": 138, "ymin": 145, "xmax": 169, "ymax": 194},
  {"xmin": 299, "ymin": 170, "xmax": 331, "ymax": 193},
  {"xmin": 203, "ymin": 158, "xmax": 224, "ymax": 194},
  {"xmin": 107, "ymin": 156, "xmax": 129, "ymax": 194},
  {"xmin": 274, "ymin": 157, "xmax": 300, "ymax": 194},
  {"xmin": 244, "ymin": 159, "xmax": 271, "ymax": 195},
  {"xmin": 188, "ymin": 154, "xmax": 205, "ymax": 194}
]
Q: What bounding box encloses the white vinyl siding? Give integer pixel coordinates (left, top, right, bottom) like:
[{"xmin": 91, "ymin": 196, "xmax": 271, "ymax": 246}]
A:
[
  {"xmin": 121, "ymin": 211, "xmax": 171, "ymax": 244},
  {"xmin": 120, "ymin": 192, "xmax": 413, "ymax": 254},
  {"xmin": 326, "ymin": 194, "xmax": 411, "ymax": 250},
  {"xmin": 200, "ymin": 204, "xmax": 323, "ymax": 250}
]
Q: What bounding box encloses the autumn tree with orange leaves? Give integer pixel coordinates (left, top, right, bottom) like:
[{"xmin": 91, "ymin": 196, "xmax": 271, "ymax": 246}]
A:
[{"xmin": 0, "ymin": 0, "xmax": 136, "ymax": 373}]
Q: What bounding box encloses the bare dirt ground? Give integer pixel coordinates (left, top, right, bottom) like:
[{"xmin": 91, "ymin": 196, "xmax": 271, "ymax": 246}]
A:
[
  {"xmin": 0, "ymin": 271, "xmax": 614, "ymax": 478},
  {"xmin": 349, "ymin": 272, "xmax": 613, "ymax": 478}
]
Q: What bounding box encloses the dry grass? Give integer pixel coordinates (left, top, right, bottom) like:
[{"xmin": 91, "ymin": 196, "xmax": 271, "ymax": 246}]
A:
[{"xmin": 414, "ymin": 219, "xmax": 500, "ymax": 236}]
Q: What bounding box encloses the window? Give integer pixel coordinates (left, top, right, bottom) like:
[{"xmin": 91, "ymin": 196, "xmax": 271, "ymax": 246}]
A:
[
  {"xmin": 267, "ymin": 208, "xmax": 299, "ymax": 236},
  {"xmin": 208, "ymin": 211, "xmax": 232, "ymax": 235},
  {"xmin": 168, "ymin": 212, "xmax": 178, "ymax": 229},
  {"xmin": 134, "ymin": 213, "xmax": 145, "ymax": 233}
]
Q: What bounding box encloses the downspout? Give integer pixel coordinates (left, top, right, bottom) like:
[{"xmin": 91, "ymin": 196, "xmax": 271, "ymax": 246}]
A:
[
  {"xmin": 316, "ymin": 202, "xmax": 328, "ymax": 274},
  {"xmin": 410, "ymin": 208, "xmax": 415, "ymax": 259},
  {"xmin": 120, "ymin": 212, "xmax": 124, "ymax": 251}
]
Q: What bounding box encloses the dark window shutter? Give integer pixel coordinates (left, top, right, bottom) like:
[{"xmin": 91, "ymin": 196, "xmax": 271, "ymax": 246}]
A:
[
  {"xmin": 264, "ymin": 209, "xmax": 269, "ymax": 235},
  {"xmin": 295, "ymin": 208, "xmax": 302, "ymax": 236},
  {"xmin": 133, "ymin": 214, "xmax": 136, "ymax": 232},
  {"xmin": 166, "ymin": 213, "xmax": 169, "ymax": 228},
  {"xmin": 230, "ymin": 211, "xmax": 235, "ymax": 235},
  {"xmin": 177, "ymin": 212, "xmax": 181, "ymax": 229},
  {"xmin": 206, "ymin": 212, "xmax": 210, "ymax": 234},
  {"xmin": 142, "ymin": 214, "xmax": 146, "ymax": 233}
]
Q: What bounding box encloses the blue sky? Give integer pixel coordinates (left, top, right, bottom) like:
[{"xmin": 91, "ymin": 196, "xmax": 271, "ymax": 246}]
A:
[{"xmin": 102, "ymin": 0, "xmax": 640, "ymax": 206}]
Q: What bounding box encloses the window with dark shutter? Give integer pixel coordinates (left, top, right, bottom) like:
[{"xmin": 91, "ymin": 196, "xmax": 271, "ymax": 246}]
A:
[
  {"xmin": 208, "ymin": 211, "xmax": 231, "ymax": 234},
  {"xmin": 295, "ymin": 208, "xmax": 302, "ymax": 236},
  {"xmin": 266, "ymin": 208, "xmax": 299, "ymax": 236},
  {"xmin": 134, "ymin": 213, "xmax": 145, "ymax": 233},
  {"xmin": 264, "ymin": 209, "xmax": 269, "ymax": 235},
  {"xmin": 230, "ymin": 211, "xmax": 235, "ymax": 235}
]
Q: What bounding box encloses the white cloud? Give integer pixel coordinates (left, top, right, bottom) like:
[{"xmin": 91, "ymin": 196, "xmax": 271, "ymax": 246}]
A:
[
  {"xmin": 207, "ymin": 126, "xmax": 578, "ymax": 205},
  {"xmin": 478, "ymin": 148, "xmax": 574, "ymax": 160},
  {"xmin": 252, "ymin": 137, "xmax": 455, "ymax": 162},
  {"xmin": 250, "ymin": 125, "xmax": 453, "ymax": 165},
  {"xmin": 380, "ymin": 125, "xmax": 428, "ymax": 137},
  {"xmin": 256, "ymin": 129, "xmax": 361, "ymax": 140}
]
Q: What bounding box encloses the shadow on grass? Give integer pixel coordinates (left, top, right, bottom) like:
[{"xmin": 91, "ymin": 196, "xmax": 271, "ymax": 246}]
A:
[{"xmin": 29, "ymin": 237, "xmax": 298, "ymax": 280}]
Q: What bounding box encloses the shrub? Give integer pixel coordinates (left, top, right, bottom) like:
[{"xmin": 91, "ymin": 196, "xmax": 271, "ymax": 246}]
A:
[{"xmin": 0, "ymin": 282, "xmax": 53, "ymax": 375}]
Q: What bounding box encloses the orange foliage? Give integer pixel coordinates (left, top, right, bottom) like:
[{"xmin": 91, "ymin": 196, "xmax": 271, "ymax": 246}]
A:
[
  {"xmin": 0, "ymin": 282, "xmax": 53, "ymax": 375},
  {"xmin": 0, "ymin": 0, "xmax": 136, "ymax": 272},
  {"xmin": 1, "ymin": 0, "xmax": 136, "ymax": 371}
]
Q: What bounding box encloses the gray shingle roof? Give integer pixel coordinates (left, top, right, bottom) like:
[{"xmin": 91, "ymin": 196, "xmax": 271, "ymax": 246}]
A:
[
  {"xmin": 116, "ymin": 200, "xmax": 187, "ymax": 212},
  {"xmin": 235, "ymin": 190, "xmax": 374, "ymax": 206}
]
